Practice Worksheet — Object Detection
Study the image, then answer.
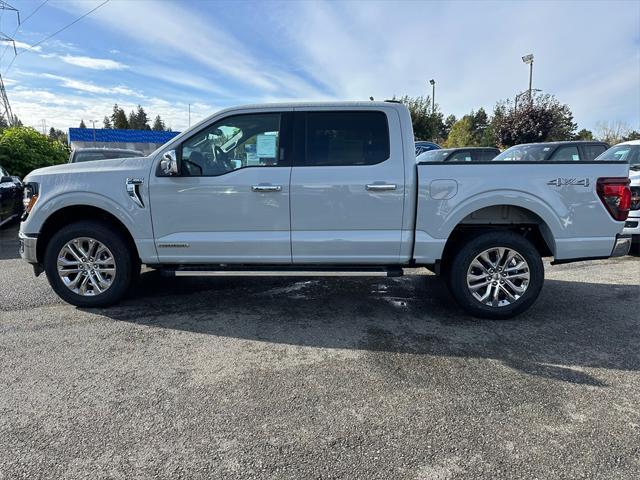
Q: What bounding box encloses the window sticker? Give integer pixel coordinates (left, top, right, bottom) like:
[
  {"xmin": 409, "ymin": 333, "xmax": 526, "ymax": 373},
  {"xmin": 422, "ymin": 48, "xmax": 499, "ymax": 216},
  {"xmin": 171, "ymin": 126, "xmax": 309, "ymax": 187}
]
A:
[{"xmin": 257, "ymin": 134, "xmax": 277, "ymax": 158}]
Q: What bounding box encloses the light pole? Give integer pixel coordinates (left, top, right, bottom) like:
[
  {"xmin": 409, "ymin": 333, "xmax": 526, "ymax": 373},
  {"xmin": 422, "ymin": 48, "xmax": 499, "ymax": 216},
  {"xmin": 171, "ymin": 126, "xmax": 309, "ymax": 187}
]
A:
[
  {"xmin": 429, "ymin": 79, "xmax": 435, "ymax": 114},
  {"xmin": 522, "ymin": 54, "xmax": 534, "ymax": 103},
  {"xmin": 188, "ymin": 103, "xmax": 191, "ymax": 127},
  {"xmin": 90, "ymin": 120, "xmax": 98, "ymax": 147}
]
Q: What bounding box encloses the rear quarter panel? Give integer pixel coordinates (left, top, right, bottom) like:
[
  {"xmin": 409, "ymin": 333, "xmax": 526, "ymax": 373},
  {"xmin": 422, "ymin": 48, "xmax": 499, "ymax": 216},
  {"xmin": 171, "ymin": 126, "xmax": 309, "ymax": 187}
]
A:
[{"xmin": 414, "ymin": 162, "xmax": 629, "ymax": 263}]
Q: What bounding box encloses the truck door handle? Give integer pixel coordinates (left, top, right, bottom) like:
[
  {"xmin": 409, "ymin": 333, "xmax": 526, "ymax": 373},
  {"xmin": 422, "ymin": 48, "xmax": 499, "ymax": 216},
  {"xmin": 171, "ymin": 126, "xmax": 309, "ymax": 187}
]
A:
[
  {"xmin": 252, "ymin": 185, "xmax": 282, "ymax": 192},
  {"xmin": 366, "ymin": 184, "xmax": 397, "ymax": 191}
]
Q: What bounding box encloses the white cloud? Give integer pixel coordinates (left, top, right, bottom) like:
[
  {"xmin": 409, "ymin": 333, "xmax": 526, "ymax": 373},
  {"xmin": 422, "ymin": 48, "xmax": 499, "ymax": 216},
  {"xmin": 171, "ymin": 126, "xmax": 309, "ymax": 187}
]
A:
[
  {"xmin": 40, "ymin": 73, "xmax": 145, "ymax": 98},
  {"xmin": 13, "ymin": 41, "xmax": 42, "ymax": 52},
  {"xmin": 56, "ymin": 0, "xmax": 326, "ymax": 98},
  {"xmin": 60, "ymin": 54, "xmax": 127, "ymax": 70}
]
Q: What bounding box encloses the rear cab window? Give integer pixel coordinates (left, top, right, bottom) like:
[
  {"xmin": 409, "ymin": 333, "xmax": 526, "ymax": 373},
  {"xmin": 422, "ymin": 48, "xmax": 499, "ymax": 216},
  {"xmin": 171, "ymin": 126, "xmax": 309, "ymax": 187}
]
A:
[
  {"xmin": 301, "ymin": 111, "xmax": 390, "ymax": 166},
  {"xmin": 549, "ymin": 145, "xmax": 580, "ymax": 161},
  {"xmin": 582, "ymin": 144, "xmax": 607, "ymax": 161}
]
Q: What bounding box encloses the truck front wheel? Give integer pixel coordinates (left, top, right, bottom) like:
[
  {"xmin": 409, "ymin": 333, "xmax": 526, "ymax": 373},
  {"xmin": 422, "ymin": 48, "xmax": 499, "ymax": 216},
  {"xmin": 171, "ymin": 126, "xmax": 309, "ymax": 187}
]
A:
[
  {"xmin": 44, "ymin": 221, "xmax": 134, "ymax": 308},
  {"xmin": 445, "ymin": 231, "xmax": 544, "ymax": 319}
]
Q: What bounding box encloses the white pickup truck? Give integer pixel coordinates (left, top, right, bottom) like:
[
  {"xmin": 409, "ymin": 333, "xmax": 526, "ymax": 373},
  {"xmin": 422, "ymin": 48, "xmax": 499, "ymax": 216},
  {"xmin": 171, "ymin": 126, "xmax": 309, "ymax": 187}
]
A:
[{"xmin": 18, "ymin": 102, "xmax": 632, "ymax": 318}]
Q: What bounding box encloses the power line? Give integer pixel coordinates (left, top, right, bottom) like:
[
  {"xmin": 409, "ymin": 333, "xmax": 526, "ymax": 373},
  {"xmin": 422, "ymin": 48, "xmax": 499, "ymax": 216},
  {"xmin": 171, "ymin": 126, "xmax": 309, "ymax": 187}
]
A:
[
  {"xmin": 21, "ymin": 0, "xmax": 109, "ymax": 54},
  {"xmin": 0, "ymin": 0, "xmax": 49, "ymax": 64},
  {"xmin": 3, "ymin": 0, "xmax": 110, "ymax": 75},
  {"xmin": 20, "ymin": 0, "xmax": 48, "ymax": 26}
]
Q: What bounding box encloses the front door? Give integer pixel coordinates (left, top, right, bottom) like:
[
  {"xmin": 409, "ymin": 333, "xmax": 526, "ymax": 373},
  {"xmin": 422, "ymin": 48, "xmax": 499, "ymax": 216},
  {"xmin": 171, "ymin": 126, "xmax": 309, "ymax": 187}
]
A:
[
  {"xmin": 289, "ymin": 109, "xmax": 405, "ymax": 264},
  {"xmin": 149, "ymin": 111, "xmax": 293, "ymax": 264}
]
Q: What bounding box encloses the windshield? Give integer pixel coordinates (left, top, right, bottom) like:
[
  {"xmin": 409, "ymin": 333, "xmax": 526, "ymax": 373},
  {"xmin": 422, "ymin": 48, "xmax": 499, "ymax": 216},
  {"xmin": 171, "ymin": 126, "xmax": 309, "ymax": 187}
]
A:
[
  {"xmin": 595, "ymin": 145, "xmax": 640, "ymax": 167},
  {"xmin": 492, "ymin": 144, "xmax": 552, "ymax": 162},
  {"xmin": 416, "ymin": 150, "xmax": 451, "ymax": 162},
  {"xmin": 72, "ymin": 151, "xmax": 141, "ymax": 163}
]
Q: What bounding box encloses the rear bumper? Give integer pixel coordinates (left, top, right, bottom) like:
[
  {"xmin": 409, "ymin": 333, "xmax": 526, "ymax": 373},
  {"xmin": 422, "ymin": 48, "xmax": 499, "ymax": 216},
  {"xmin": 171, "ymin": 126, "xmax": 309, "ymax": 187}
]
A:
[
  {"xmin": 622, "ymin": 214, "xmax": 640, "ymax": 238},
  {"xmin": 19, "ymin": 232, "xmax": 38, "ymax": 264},
  {"xmin": 611, "ymin": 235, "xmax": 632, "ymax": 257}
]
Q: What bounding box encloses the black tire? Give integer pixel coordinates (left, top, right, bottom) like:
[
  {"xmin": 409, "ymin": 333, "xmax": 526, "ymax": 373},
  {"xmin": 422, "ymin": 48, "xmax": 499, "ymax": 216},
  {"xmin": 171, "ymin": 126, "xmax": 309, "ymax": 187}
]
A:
[
  {"xmin": 444, "ymin": 231, "xmax": 544, "ymax": 319},
  {"xmin": 44, "ymin": 221, "xmax": 134, "ymax": 308},
  {"xmin": 631, "ymin": 236, "xmax": 640, "ymax": 256}
]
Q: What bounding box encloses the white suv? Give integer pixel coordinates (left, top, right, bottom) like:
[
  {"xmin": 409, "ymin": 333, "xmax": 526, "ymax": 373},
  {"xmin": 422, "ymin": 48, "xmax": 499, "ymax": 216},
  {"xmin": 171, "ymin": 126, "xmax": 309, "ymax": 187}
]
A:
[{"xmin": 597, "ymin": 140, "xmax": 640, "ymax": 253}]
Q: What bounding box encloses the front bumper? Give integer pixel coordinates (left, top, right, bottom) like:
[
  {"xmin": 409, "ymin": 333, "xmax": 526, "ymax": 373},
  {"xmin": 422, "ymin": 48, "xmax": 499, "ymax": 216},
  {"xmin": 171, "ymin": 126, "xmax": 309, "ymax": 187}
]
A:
[
  {"xmin": 19, "ymin": 232, "xmax": 38, "ymax": 264},
  {"xmin": 611, "ymin": 235, "xmax": 632, "ymax": 257}
]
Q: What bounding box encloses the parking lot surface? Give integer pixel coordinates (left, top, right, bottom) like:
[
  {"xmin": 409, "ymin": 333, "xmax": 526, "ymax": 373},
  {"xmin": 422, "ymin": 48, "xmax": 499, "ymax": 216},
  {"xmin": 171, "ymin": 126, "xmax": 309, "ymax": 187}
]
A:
[{"xmin": 1, "ymin": 223, "xmax": 639, "ymax": 479}]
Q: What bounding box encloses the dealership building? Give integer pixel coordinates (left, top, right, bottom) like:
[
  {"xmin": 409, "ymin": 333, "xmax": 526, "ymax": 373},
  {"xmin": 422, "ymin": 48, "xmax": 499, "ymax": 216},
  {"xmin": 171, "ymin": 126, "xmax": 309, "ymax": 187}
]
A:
[{"xmin": 68, "ymin": 128, "xmax": 180, "ymax": 155}]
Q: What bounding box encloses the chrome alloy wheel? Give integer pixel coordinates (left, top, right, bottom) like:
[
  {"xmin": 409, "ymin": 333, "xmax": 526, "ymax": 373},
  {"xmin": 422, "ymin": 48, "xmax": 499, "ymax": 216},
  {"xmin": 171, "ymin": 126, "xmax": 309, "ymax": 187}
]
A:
[
  {"xmin": 57, "ymin": 237, "xmax": 116, "ymax": 296},
  {"xmin": 466, "ymin": 247, "xmax": 530, "ymax": 307}
]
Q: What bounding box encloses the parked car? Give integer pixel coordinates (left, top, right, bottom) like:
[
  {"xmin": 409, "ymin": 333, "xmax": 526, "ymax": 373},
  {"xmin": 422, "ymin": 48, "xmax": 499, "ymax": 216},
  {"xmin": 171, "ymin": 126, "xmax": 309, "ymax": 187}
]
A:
[
  {"xmin": 492, "ymin": 141, "xmax": 609, "ymax": 162},
  {"xmin": 0, "ymin": 165, "xmax": 23, "ymax": 227},
  {"xmin": 595, "ymin": 140, "xmax": 640, "ymax": 254},
  {"xmin": 18, "ymin": 102, "xmax": 632, "ymax": 318},
  {"xmin": 415, "ymin": 141, "xmax": 441, "ymax": 156},
  {"xmin": 417, "ymin": 147, "xmax": 500, "ymax": 163},
  {"xmin": 69, "ymin": 148, "xmax": 144, "ymax": 163}
]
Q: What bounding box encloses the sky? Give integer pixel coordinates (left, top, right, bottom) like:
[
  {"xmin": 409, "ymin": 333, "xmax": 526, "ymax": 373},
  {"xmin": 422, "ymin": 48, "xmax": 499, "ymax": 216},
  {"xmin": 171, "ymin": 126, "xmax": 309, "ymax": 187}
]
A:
[{"xmin": 1, "ymin": 0, "xmax": 639, "ymax": 133}]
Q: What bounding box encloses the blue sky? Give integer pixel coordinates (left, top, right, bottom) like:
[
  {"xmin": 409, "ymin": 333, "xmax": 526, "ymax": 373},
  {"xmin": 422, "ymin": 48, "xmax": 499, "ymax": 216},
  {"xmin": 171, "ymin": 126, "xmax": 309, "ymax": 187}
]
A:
[{"xmin": 2, "ymin": 0, "xmax": 639, "ymax": 133}]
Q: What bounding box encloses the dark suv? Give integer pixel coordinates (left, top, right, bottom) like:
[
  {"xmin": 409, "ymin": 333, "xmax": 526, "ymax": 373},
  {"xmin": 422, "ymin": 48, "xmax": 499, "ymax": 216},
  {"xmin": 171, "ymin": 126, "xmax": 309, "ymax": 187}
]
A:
[
  {"xmin": 0, "ymin": 165, "xmax": 23, "ymax": 227},
  {"xmin": 417, "ymin": 147, "xmax": 500, "ymax": 163},
  {"xmin": 492, "ymin": 141, "xmax": 609, "ymax": 162}
]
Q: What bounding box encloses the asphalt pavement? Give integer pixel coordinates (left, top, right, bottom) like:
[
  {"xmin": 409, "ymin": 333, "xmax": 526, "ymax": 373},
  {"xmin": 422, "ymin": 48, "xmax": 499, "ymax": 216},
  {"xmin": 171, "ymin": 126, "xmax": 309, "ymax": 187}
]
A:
[{"xmin": 1, "ymin": 223, "xmax": 639, "ymax": 479}]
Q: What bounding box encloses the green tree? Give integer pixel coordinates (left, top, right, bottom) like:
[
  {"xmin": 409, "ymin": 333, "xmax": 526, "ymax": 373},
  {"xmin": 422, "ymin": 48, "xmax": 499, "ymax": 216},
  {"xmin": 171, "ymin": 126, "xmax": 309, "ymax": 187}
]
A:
[
  {"xmin": 396, "ymin": 95, "xmax": 446, "ymax": 143},
  {"xmin": 445, "ymin": 108, "xmax": 495, "ymax": 147},
  {"xmin": 0, "ymin": 127, "xmax": 69, "ymax": 178},
  {"xmin": 111, "ymin": 104, "xmax": 129, "ymax": 129},
  {"xmin": 443, "ymin": 114, "xmax": 457, "ymax": 140},
  {"xmin": 152, "ymin": 115, "xmax": 165, "ymax": 131},
  {"xmin": 48, "ymin": 127, "xmax": 68, "ymax": 145},
  {"xmin": 79, "ymin": 119, "xmax": 87, "ymax": 129},
  {"xmin": 103, "ymin": 115, "xmax": 113, "ymax": 129},
  {"xmin": 491, "ymin": 93, "xmax": 577, "ymax": 147},
  {"xmin": 445, "ymin": 116, "xmax": 475, "ymax": 147},
  {"xmin": 128, "ymin": 105, "xmax": 150, "ymax": 130}
]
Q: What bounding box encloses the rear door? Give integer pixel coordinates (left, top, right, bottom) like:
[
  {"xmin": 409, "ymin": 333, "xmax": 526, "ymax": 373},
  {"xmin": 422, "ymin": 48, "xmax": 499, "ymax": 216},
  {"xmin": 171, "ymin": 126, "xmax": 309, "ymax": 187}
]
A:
[{"xmin": 289, "ymin": 108, "xmax": 405, "ymax": 264}]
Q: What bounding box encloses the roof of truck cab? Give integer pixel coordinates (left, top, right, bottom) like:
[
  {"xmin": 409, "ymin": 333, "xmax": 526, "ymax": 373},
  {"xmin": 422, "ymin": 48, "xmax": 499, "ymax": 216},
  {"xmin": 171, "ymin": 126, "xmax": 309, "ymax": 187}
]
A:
[{"xmin": 618, "ymin": 140, "xmax": 640, "ymax": 146}]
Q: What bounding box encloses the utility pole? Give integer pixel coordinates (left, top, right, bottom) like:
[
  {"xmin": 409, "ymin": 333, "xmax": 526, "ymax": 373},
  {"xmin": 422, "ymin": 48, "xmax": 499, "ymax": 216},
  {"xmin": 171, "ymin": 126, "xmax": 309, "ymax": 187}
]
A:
[
  {"xmin": 40, "ymin": 119, "xmax": 47, "ymax": 135},
  {"xmin": 429, "ymin": 79, "xmax": 435, "ymax": 114},
  {"xmin": 0, "ymin": 1, "xmax": 20, "ymax": 126},
  {"xmin": 90, "ymin": 120, "xmax": 98, "ymax": 146},
  {"xmin": 188, "ymin": 104, "xmax": 191, "ymax": 127},
  {"xmin": 522, "ymin": 54, "xmax": 534, "ymax": 103}
]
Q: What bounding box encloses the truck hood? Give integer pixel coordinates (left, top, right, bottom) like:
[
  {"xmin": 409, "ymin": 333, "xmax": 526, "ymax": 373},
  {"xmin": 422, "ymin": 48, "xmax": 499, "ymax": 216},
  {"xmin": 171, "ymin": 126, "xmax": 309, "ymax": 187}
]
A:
[{"xmin": 24, "ymin": 156, "xmax": 149, "ymax": 182}]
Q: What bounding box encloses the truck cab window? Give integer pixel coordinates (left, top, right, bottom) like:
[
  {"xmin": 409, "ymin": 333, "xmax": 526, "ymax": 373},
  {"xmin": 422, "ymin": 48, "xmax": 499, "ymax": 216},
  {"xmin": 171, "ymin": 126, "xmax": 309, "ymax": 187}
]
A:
[
  {"xmin": 303, "ymin": 111, "xmax": 389, "ymax": 166},
  {"xmin": 550, "ymin": 145, "xmax": 580, "ymax": 162},
  {"xmin": 181, "ymin": 113, "xmax": 281, "ymax": 176}
]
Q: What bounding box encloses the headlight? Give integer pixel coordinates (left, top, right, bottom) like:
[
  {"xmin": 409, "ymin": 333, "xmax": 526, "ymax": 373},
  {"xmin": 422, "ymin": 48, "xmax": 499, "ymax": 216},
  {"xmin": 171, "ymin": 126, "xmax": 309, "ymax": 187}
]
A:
[{"xmin": 22, "ymin": 182, "xmax": 39, "ymax": 215}]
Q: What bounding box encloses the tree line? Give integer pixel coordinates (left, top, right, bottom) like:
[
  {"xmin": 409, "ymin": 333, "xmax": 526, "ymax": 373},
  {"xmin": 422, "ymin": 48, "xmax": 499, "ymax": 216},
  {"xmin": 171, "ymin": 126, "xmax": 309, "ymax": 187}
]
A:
[
  {"xmin": 398, "ymin": 92, "xmax": 639, "ymax": 148},
  {"xmin": 78, "ymin": 104, "xmax": 170, "ymax": 132}
]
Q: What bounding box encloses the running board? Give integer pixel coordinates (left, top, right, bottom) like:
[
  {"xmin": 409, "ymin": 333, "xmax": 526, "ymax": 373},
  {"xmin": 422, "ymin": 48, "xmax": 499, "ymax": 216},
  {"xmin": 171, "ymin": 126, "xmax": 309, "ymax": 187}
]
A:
[{"xmin": 162, "ymin": 266, "xmax": 403, "ymax": 278}]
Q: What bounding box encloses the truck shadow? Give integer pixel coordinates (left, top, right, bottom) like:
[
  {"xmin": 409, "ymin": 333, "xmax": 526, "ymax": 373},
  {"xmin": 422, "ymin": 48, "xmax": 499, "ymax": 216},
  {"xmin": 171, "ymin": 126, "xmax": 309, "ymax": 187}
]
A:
[{"xmin": 97, "ymin": 271, "xmax": 640, "ymax": 388}]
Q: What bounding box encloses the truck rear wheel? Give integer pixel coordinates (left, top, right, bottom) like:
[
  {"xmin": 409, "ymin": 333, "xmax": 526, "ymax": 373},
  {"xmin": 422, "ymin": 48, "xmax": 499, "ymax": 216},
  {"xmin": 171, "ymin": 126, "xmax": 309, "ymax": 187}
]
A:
[
  {"xmin": 44, "ymin": 221, "xmax": 134, "ymax": 308},
  {"xmin": 445, "ymin": 231, "xmax": 544, "ymax": 319}
]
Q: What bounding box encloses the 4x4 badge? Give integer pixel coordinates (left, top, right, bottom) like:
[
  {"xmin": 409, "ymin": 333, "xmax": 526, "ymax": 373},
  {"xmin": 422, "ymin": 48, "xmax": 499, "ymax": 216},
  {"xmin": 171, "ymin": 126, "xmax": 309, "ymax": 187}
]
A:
[{"xmin": 547, "ymin": 178, "xmax": 590, "ymax": 187}]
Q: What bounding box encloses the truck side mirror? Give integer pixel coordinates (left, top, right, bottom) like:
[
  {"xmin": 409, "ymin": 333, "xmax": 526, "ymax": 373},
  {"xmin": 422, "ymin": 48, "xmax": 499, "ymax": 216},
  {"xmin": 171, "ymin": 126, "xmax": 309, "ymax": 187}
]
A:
[{"xmin": 160, "ymin": 150, "xmax": 179, "ymax": 176}]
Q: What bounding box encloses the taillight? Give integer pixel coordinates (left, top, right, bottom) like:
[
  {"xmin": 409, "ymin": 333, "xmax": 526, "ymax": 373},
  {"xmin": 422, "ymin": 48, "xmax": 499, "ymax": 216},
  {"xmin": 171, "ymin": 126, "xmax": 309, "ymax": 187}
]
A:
[{"xmin": 597, "ymin": 177, "xmax": 631, "ymax": 221}]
